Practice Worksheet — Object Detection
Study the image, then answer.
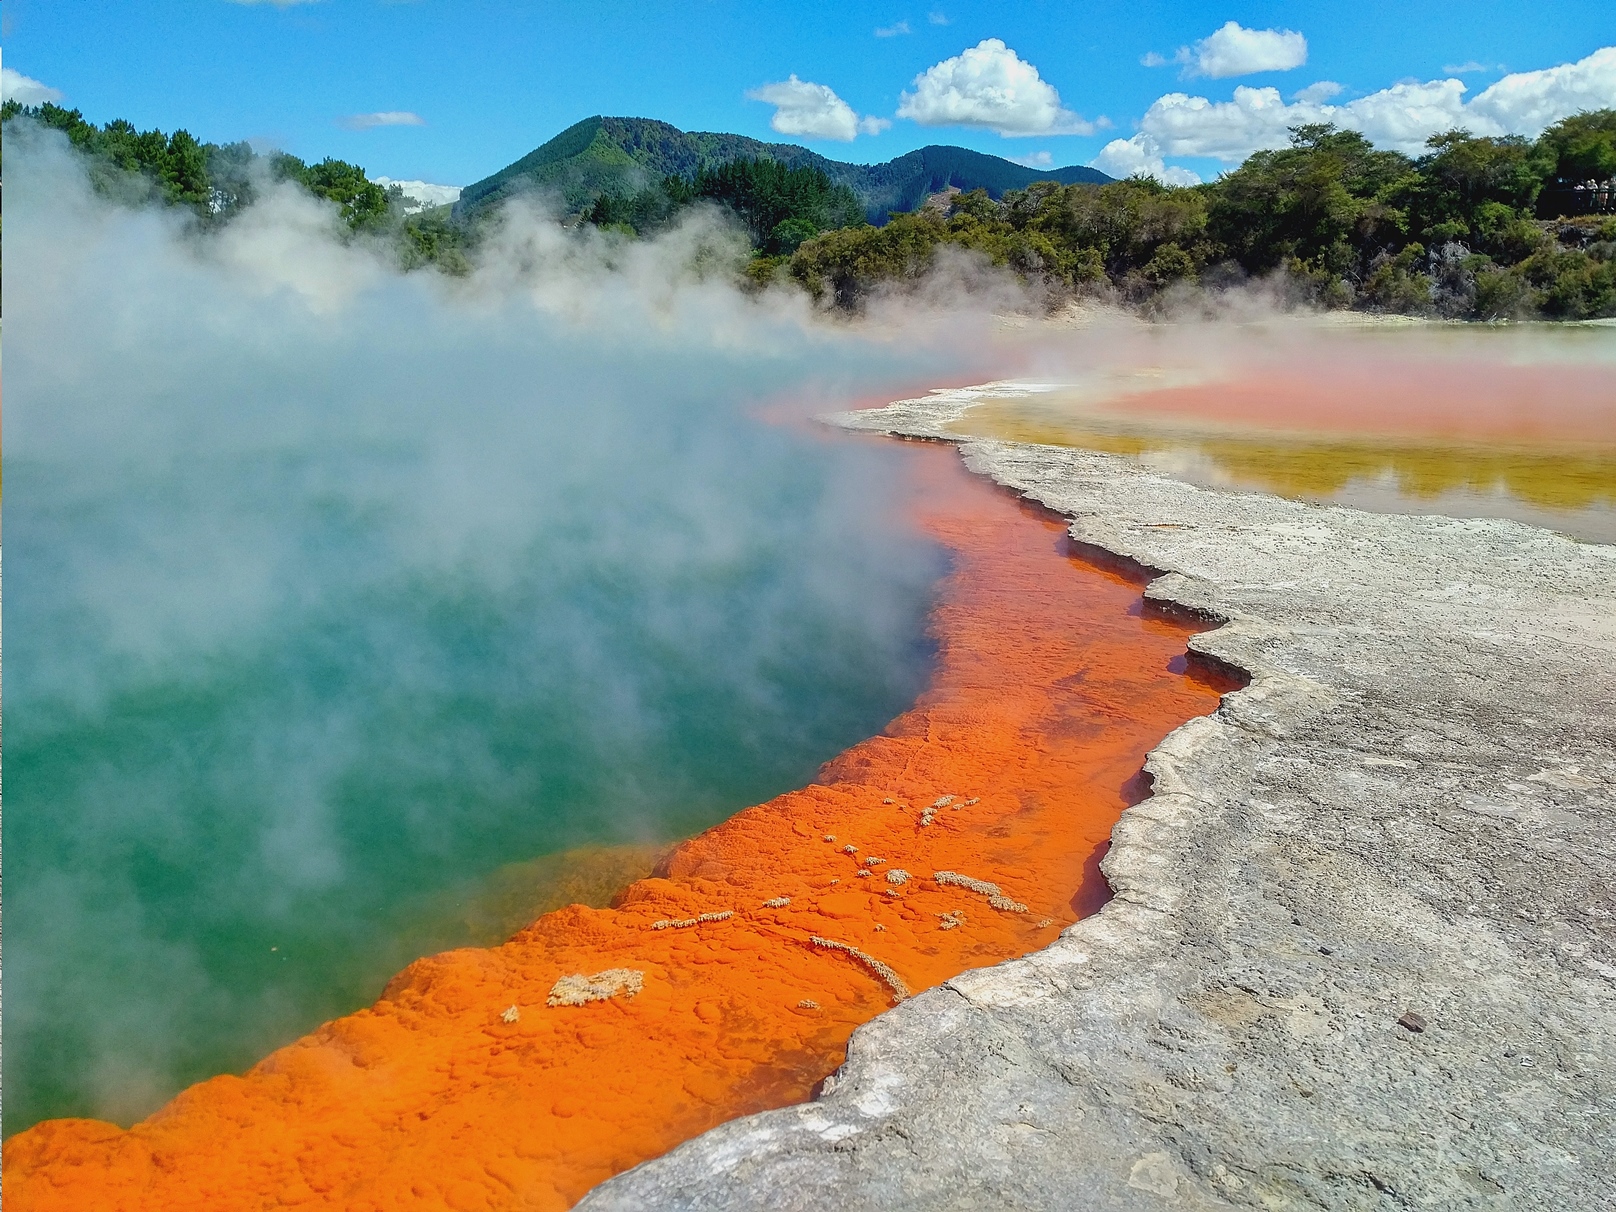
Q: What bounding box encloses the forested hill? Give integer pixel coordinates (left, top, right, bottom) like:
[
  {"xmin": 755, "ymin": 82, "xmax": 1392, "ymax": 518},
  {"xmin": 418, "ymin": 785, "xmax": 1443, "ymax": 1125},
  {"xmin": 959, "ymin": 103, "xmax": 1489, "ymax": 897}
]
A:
[
  {"xmin": 8, "ymin": 99, "xmax": 1611, "ymax": 319},
  {"xmin": 456, "ymin": 116, "xmax": 1112, "ymax": 222}
]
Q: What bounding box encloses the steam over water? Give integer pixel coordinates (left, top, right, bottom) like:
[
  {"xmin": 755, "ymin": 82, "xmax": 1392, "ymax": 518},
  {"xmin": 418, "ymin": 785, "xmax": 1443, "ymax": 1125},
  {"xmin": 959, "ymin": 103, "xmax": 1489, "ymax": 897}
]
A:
[
  {"xmin": 4, "ymin": 131, "xmax": 983, "ymax": 1132},
  {"xmin": 969, "ymin": 321, "xmax": 1616, "ymax": 543},
  {"xmin": 15, "ymin": 123, "xmax": 1610, "ymax": 1144}
]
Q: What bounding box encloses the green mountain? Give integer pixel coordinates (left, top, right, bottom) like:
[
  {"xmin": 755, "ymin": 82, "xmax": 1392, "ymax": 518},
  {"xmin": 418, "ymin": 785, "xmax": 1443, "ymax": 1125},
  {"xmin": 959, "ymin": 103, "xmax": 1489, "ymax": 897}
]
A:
[{"xmin": 457, "ymin": 116, "xmax": 1113, "ymax": 223}]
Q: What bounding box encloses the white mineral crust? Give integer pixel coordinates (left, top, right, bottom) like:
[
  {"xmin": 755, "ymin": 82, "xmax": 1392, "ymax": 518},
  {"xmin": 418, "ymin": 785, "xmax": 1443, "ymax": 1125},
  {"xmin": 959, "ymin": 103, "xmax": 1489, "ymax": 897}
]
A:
[{"xmin": 578, "ymin": 386, "xmax": 1616, "ymax": 1210}]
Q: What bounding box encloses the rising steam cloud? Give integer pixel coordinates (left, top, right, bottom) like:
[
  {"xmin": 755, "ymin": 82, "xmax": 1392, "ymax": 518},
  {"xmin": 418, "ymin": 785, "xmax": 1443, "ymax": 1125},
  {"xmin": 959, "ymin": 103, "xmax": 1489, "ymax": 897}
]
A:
[{"xmin": 3, "ymin": 124, "xmax": 1014, "ymax": 1131}]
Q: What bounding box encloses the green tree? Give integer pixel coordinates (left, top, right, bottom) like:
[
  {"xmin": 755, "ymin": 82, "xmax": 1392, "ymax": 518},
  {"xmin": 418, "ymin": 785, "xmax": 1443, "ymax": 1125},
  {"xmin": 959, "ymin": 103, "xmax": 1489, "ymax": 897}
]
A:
[
  {"xmin": 1207, "ymin": 124, "xmax": 1413, "ymax": 285},
  {"xmin": 1400, "ymin": 130, "xmax": 1542, "ymax": 247},
  {"xmin": 693, "ymin": 158, "xmax": 864, "ymax": 253},
  {"xmin": 1535, "ymin": 110, "xmax": 1616, "ymax": 186},
  {"xmin": 272, "ymin": 154, "xmax": 391, "ymax": 228},
  {"xmin": 1007, "ymin": 178, "xmax": 1211, "ymax": 282}
]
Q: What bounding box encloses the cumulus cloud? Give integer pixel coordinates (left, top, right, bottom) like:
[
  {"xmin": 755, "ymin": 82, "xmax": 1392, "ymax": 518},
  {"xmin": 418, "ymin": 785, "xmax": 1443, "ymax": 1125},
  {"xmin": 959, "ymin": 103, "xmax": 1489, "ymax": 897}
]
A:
[
  {"xmin": 1145, "ymin": 21, "xmax": 1307, "ymax": 79},
  {"xmin": 876, "ymin": 20, "xmax": 911, "ymax": 37},
  {"xmin": 1136, "ymin": 44, "xmax": 1616, "ymax": 161},
  {"xmin": 1090, "ymin": 134, "xmax": 1202, "ymax": 186},
  {"xmin": 2, "ymin": 66, "xmax": 64, "ymax": 106},
  {"xmin": 1187, "ymin": 21, "xmax": 1308, "ymax": 78},
  {"xmin": 1292, "ymin": 81, "xmax": 1344, "ymax": 103},
  {"xmin": 340, "ymin": 111, "xmax": 426, "ymax": 130},
  {"xmin": 898, "ymin": 39, "xmax": 1095, "ymax": 136},
  {"xmin": 1465, "ymin": 46, "xmax": 1616, "ymax": 134},
  {"xmin": 371, "ymin": 177, "xmax": 462, "ymax": 212},
  {"xmin": 747, "ymin": 75, "xmax": 888, "ymax": 140}
]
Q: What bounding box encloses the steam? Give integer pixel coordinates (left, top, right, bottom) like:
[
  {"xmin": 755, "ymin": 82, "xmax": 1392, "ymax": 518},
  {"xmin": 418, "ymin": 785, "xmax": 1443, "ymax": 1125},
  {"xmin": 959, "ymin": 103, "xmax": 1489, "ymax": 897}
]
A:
[
  {"xmin": 16, "ymin": 114, "xmax": 1601, "ymax": 1137},
  {"xmin": 4, "ymin": 124, "xmax": 1007, "ymax": 1131}
]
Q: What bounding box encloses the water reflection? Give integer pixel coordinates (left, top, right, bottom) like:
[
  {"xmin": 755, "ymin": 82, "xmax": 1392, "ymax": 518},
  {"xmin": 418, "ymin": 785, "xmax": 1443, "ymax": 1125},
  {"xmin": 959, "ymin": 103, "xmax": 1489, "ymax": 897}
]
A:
[{"xmin": 952, "ymin": 328, "xmax": 1616, "ymax": 544}]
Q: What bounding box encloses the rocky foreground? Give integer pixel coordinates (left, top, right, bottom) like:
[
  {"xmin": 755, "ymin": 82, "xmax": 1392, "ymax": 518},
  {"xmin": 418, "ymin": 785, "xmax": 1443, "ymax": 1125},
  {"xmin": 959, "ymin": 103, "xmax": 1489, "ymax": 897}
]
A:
[{"xmin": 581, "ymin": 384, "xmax": 1616, "ymax": 1210}]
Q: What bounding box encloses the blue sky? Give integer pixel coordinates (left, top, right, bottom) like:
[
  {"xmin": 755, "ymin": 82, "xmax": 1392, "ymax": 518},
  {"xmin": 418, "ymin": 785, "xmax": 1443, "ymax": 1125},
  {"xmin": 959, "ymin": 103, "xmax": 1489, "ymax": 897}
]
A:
[{"xmin": 4, "ymin": 2, "xmax": 1614, "ymax": 188}]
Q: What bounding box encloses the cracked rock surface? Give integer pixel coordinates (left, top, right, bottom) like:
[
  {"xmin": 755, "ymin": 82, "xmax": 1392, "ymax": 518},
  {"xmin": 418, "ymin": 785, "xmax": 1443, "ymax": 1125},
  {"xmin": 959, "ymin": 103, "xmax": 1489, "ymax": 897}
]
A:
[{"xmin": 579, "ymin": 384, "xmax": 1616, "ymax": 1211}]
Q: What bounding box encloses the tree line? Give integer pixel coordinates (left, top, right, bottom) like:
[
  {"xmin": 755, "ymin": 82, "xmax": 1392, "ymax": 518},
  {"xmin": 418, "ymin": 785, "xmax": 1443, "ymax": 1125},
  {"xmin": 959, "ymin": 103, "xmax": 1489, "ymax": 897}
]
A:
[
  {"xmin": 5, "ymin": 99, "xmax": 1613, "ymax": 319},
  {"xmin": 0, "ymin": 100, "xmax": 468, "ymax": 272},
  {"xmin": 786, "ymin": 114, "xmax": 1616, "ymax": 320}
]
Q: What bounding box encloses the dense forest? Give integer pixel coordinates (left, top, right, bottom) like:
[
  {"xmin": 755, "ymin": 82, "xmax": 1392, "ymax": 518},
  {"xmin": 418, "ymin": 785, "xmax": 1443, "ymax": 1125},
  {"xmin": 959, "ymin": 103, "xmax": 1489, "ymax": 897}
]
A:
[
  {"xmin": 5, "ymin": 99, "xmax": 1613, "ymax": 319},
  {"xmin": 585, "ymin": 158, "xmax": 865, "ymax": 254},
  {"xmin": 787, "ymin": 115, "xmax": 1616, "ymax": 319}
]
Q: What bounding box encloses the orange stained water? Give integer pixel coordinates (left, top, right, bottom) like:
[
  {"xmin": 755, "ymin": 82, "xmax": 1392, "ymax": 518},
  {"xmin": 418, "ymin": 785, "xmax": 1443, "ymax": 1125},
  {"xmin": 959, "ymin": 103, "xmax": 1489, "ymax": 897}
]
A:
[
  {"xmin": 3, "ymin": 439, "xmax": 1233, "ymax": 1212},
  {"xmin": 955, "ymin": 341, "xmax": 1616, "ymax": 542},
  {"xmin": 1099, "ymin": 360, "xmax": 1616, "ymax": 444}
]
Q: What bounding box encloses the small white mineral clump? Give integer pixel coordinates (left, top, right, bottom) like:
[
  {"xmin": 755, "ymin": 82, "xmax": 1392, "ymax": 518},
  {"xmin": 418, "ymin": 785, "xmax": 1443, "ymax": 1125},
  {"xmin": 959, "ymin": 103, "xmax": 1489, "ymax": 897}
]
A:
[
  {"xmin": 653, "ymin": 909, "xmax": 734, "ymax": 929},
  {"xmin": 887, "ymin": 869, "xmax": 911, "ymax": 885},
  {"xmin": 936, "ymin": 870, "xmax": 1029, "ymax": 913},
  {"xmin": 809, "ymin": 935, "xmax": 912, "ymax": 1002},
  {"xmin": 501, "ymin": 1004, "xmax": 521, "ymax": 1024},
  {"xmin": 547, "ymin": 968, "xmax": 644, "ymax": 1007}
]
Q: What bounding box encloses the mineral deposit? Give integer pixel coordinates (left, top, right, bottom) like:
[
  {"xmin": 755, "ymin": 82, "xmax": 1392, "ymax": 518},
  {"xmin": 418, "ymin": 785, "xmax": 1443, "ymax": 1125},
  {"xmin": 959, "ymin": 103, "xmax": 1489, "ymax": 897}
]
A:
[{"xmin": 580, "ymin": 383, "xmax": 1616, "ymax": 1211}]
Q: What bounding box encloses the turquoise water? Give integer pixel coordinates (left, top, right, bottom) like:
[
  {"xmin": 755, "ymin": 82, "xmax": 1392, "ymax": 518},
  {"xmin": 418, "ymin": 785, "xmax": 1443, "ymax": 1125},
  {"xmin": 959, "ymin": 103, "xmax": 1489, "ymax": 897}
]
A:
[
  {"xmin": 5, "ymin": 147, "xmax": 965, "ymax": 1133},
  {"xmin": 6, "ymin": 416, "xmax": 945, "ymax": 1134}
]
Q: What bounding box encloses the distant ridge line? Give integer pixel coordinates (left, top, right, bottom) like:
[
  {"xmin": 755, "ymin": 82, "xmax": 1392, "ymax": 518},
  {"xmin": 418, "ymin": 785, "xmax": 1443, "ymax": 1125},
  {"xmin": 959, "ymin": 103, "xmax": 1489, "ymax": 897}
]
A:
[{"xmin": 457, "ymin": 116, "xmax": 1113, "ymax": 224}]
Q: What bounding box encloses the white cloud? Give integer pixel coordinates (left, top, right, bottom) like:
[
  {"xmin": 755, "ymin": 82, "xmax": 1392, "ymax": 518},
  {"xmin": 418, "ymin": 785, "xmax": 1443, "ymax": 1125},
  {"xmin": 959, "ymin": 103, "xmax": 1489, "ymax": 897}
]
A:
[
  {"xmin": 1443, "ymin": 61, "xmax": 1501, "ymax": 75},
  {"xmin": 1466, "ymin": 46, "xmax": 1616, "ymax": 134},
  {"xmin": 746, "ymin": 75, "xmax": 886, "ymax": 141},
  {"xmin": 897, "ymin": 38, "xmax": 1094, "ymax": 135},
  {"xmin": 1340, "ymin": 78, "xmax": 1471, "ymax": 147},
  {"xmin": 876, "ymin": 20, "xmax": 911, "ymax": 37},
  {"xmin": 1139, "ymin": 88, "xmax": 1302, "ymax": 161},
  {"xmin": 2, "ymin": 66, "xmax": 65, "ymax": 106},
  {"xmin": 1144, "ymin": 22, "xmax": 1306, "ymax": 79},
  {"xmin": 370, "ymin": 177, "xmax": 462, "ymax": 212},
  {"xmin": 339, "ymin": 111, "xmax": 426, "ymax": 130},
  {"xmin": 928, "ymin": 12, "xmax": 950, "ymax": 24},
  {"xmin": 1133, "ymin": 45, "xmax": 1616, "ymax": 162},
  {"xmin": 1091, "ymin": 134, "xmax": 1202, "ymax": 186},
  {"xmin": 1183, "ymin": 21, "xmax": 1308, "ymax": 78},
  {"xmin": 1012, "ymin": 150, "xmax": 1054, "ymax": 168},
  {"xmin": 1292, "ymin": 81, "xmax": 1343, "ymax": 103}
]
